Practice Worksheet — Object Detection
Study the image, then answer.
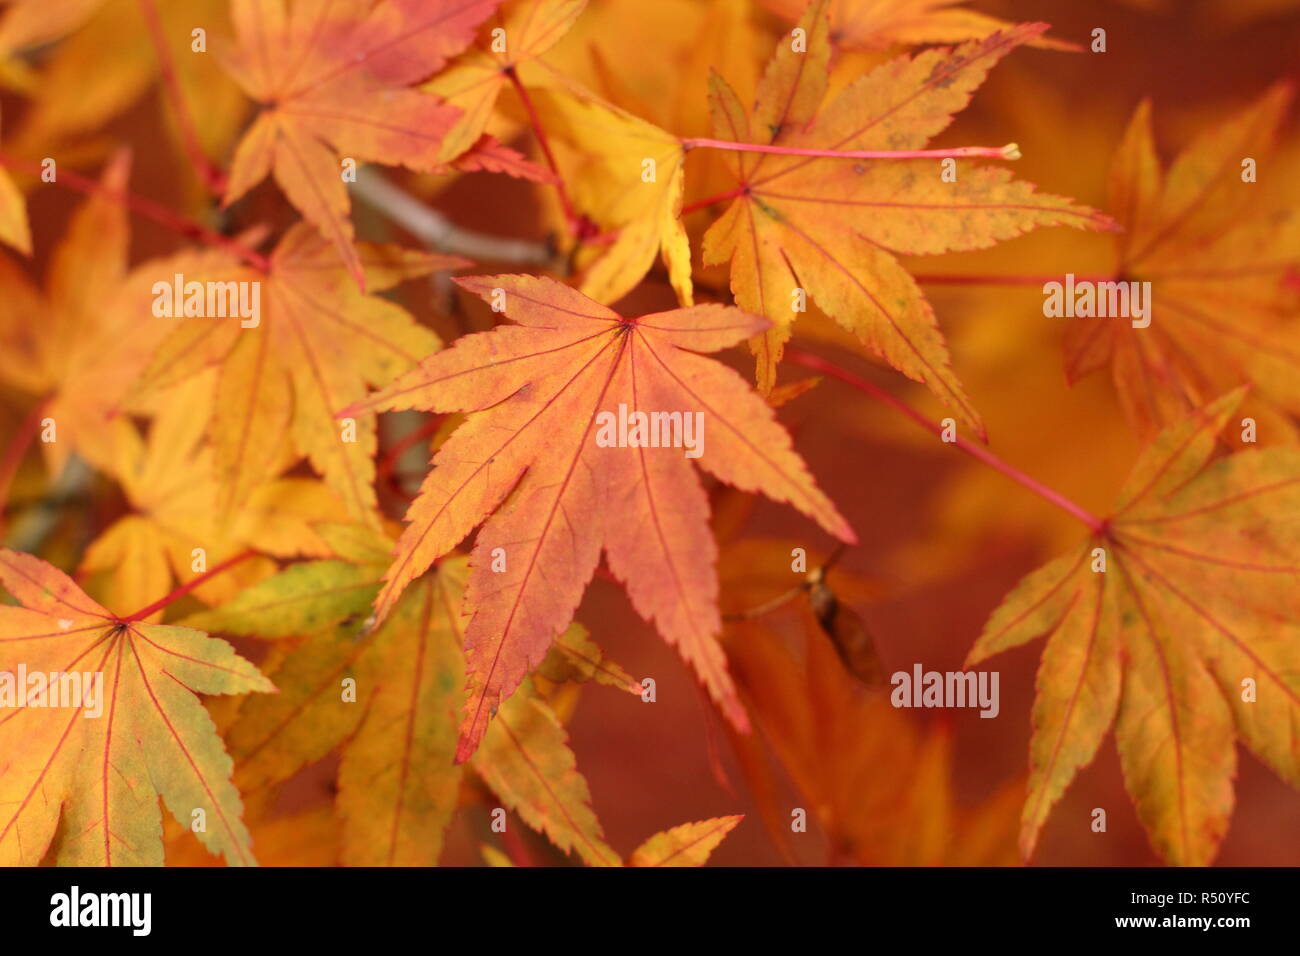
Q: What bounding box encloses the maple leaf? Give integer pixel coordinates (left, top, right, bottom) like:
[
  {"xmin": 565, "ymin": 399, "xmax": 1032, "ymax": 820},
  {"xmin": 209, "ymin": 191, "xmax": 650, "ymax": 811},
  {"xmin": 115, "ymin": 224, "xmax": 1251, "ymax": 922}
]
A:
[
  {"xmin": 188, "ymin": 530, "xmax": 631, "ymax": 866},
  {"xmin": 342, "ymin": 274, "xmax": 854, "ymax": 761},
  {"xmin": 524, "ymin": 72, "xmax": 695, "ymax": 306},
  {"xmin": 0, "ymin": 549, "xmax": 272, "ymax": 866},
  {"xmin": 534, "ymin": 621, "xmax": 640, "ymax": 694},
  {"xmin": 131, "ymin": 224, "xmax": 467, "ymax": 527},
  {"xmin": 966, "ymin": 389, "xmax": 1300, "ymax": 865},
  {"xmin": 1066, "ymin": 85, "xmax": 1300, "ymax": 439},
  {"xmin": 473, "ymin": 677, "xmax": 621, "ymax": 866},
  {"xmin": 219, "ymin": 0, "xmax": 499, "ymax": 285},
  {"xmin": 185, "ymin": 526, "xmax": 461, "ymax": 866},
  {"xmin": 0, "ymin": 151, "xmax": 168, "ymax": 477},
  {"xmin": 423, "ymin": 0, "xmax": 588, "ymax": 163},
  {"xmin": 3, "ymin": 0, "xmax": 246, "ymax": 188},
  {"xmin": 701, "ymin": 2, "xmax": 1116, "ymax": 418},
  {"xmin": 761, "ymin": 0, "xmax": 1078, "ymax": 51},
  {"xmin": 627, "ymin": 815, "xmax": 743, "ymax": 866},
  {"xmin": 80, "ymin": 372, "xmax": 348, "ymax": 616}
]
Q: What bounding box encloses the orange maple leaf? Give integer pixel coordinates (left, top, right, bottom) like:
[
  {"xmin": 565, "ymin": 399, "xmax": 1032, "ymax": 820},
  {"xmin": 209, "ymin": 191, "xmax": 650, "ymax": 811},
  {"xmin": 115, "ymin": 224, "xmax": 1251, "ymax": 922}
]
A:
[
  {"xmin": 219, "ymin": 0, "xmax": 499, "ymax": 285},
  {"xmin": 701, "ymin": 3, "xmax": 1115, "ymax": 422},
  {"xmin": 343, "ymin": 274, "xmax": 855, "ymax": 760},
  {"xmin": 1067, "ymin": 84, "xmax": 1300, "ymax": 439}
]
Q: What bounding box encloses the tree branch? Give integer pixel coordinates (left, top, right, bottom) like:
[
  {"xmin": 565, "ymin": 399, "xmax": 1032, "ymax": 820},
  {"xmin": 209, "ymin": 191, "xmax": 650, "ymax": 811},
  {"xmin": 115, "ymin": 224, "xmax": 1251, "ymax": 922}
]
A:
[{"xmin": 351, "ymin": 168, "xmax": 553, "ymax": 265}]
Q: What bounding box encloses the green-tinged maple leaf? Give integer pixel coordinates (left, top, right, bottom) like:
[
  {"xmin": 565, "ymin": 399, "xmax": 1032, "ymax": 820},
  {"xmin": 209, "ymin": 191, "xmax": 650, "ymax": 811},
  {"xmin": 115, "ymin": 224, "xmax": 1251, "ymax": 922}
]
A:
[
  {"xmin": 628, "ymin": 815, "xmax": 743, "ymax": 866},
  {"xmin": 130, "ymin": 223, "xmax": 466, "ymax": 527},
  {"xmin": 219, "ymin": 0, "xmax": 499, "ymax": 285},
  {"xmin": 967, "ymin": 389, "xmax": 1300, "ymax": 865},
  {"xmin": 0, "ymin": 549, "xmax": 272, "ymax": 866},
  {"xmin": 199, "ymin": 545, "xmax": 462, "ymax": 866},
  {"xmin": 188, "ymin": 530, "xmax": 632, "ymax": 866},
  {"xmin": 535, "ymin": 622, "xmax": 640, "ymax": 694},
  {"xmin": 342, "ymin": 274, "xmax": 854, "ymax": 761},
  {"xmin": 701, "ymin": 3, "xmax": 1115, "ymax": 417},
  {"xmin": 1066, "ymin": 85, "xmax": 1300, "ymax": 439}
]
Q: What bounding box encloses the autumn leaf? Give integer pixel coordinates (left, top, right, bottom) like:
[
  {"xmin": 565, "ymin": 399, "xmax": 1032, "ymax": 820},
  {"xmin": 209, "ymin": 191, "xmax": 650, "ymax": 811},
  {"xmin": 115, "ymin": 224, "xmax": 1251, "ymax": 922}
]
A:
[
  {"xmin": 80, "ymin": 372, "xmax": 348, "ymax": 616},
  {"xmin": 4, "ymin": 0, "xmax": 245, "ymax": 189},
  {"xmin": 424, "ymin": 0, "xmax": 587, "ymax": 162},
  {"xmin": 131, "ymin": 224, "xmax": 467, "ymax": 527},
  {"xmin": 761, "ymin": 0, "xmax": 1079, "ymax": 51},
  {"xmin": 967, "ymin": 389, "xmax": 1300, "ymax": 865},
  {"xmin": 701, "ymin": 3, "xmax": 1115, "ymax": 416},
  {"xmin": 193, "ymin": 542, "xmax": 462, "ymax": 866},
  {"xmin": 473, "ymin": 677, "xmax": 621, "ymax": 866},
  {"xmin": 628, "ymin": 815, "xmax": 743, "ymax": 866},
  {"xmin": 535, "ymin": 621, "xmax": 640, "ymax": 694},
  {"xmin": 524, "ymin": 71, "xmax": 695, "ymax": 306},
  {"xmin": 219, "ymin": 0, "xmax": 499, "ymax": 285},
  {"xmin": 1067, "ymin": 84, "xmax": 1300, "ymax": 438},
  {"xmin": 343, "ymin": 273, "xmax": 854, "ymax": 761},
  {"xmin": 189, "ymin": 532, "xmax": 631, "ymax": 866},
  {"xmin": 0, "ymin": 151, "xmax": 160, "ymax": 477},
  {"xmin": 0, "ymin": 548, "xmax": 272, "ymax": 865}
]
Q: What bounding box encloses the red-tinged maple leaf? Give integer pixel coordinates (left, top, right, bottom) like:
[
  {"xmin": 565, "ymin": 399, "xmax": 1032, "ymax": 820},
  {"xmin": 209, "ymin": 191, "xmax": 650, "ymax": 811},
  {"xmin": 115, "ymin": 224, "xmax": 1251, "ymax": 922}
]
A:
[
  {"xmin": 701, "ymin": 2, "xmax": 1116, "ymax": 421},
  {"xmin": 341, "ymin": 274, "xmax": 855, "ymax": 761},
  {"xmin": 130, "ymin": 223, "xmax": 467, "ymax": 527},
  {"xmin": 219, "ymin": 0, "xmax": 500, "ymax": 285},
  {"xmin": 449, "ymin": 133, "xmax": 556, "ymax": 182},
  {"xmin": 0, "ymin": 549, "xmax": 272, "ymax": 866},
  {"xmin": 1066, "ymin": 85, "xmax": 1300, "ymax": 439},
  {"xmin": 966, "ymin": 389, "xmax": 1300, "ymax": 865}
]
